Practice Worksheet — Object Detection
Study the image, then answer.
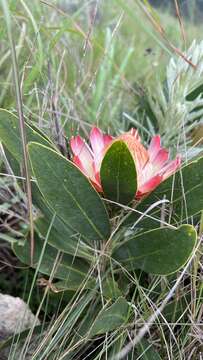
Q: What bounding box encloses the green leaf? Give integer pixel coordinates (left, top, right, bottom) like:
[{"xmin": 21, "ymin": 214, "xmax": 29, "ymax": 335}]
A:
[
  {"xmin": 100, "ymin": 140, "xmax": 137, "ymax": 204},
  {"xmin": 113, "ymin": 225, "xmax": 197, "ymax": 275},
  {"xmin": 125, "ymin": 157, "xmax": 203, "ymax": 228},
  {"xmin": 28, "ymin": 142, "xmax": 111, "ymax": 244},
  {"xmin": 33, "ymin": 184, "xmax": 93, "ymax": 260},
  {"xmin": 4, "ymin": 146, "xmax": 21, "ymax": 176},
  {"xmin": 136, "ymin": 339, "xmax": 162, "ymax": 360},
  {"xmin": 102, "ymin": 278, "xmax": 122, "ymax": 300},
  {"xmin": 36, "ymin": 215, "xmax": 93, "ymax": 260},
  {"xmin": 0, "ymin": 109, "xmax": 55, "ymax": 164},
  {"xmin": 89, "ymin": 297, "xmax": 130, "ymax": 336},
  {"xmin": 12, "ymin": 235, "xmax": 91, "ymax": 288}
]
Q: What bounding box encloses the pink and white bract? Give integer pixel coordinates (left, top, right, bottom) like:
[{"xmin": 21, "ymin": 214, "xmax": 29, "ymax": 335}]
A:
[
  {"xmin": 70, "ymin": 127, "xmax": 181, "ymax": 199},
  {"xmin": 70, "ymin": 128, "xmax": 113, "ymax": 192}
]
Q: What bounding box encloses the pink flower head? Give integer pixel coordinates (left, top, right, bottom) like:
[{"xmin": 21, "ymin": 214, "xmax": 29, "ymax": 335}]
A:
[
  {"xmin": 70, "ymin": 127, "xmax": 181, "ymax": 199},
  {"xmin": 117, "ymin": 129, "xmax": 181, "ymax": 199},
  {"xmin": 70, "ymin": 127, "xmax": 113, "ymax": 192}
]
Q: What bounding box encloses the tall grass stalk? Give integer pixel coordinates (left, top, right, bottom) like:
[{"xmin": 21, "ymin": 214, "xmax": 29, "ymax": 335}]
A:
[{"xmin": 1, "ymin": 0, "xmax": 35, "ymax": 264}]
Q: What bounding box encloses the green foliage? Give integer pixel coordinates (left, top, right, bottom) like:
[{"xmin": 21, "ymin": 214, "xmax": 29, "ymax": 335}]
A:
[
  {"xmin": 35, "ymin": 210, "xmax": 93, "ymax": 260},
  {"xmin": 28, "ymin": 142, "xmax": 111, "ymax": 245},
  {"xmin": 147, "ymin": 40, "xmax": 203, "ymax": 153},
  {"xmin": 113, "ymin": 225, "xmax": 197, "ymax": 275},
  {"xmin": 89, "ymin": 297, "xmax": 131, "ymax": 336},
  {"xmin": 135, "ymin": 339, "xmax": 162, "ymax": 360},
  {"xmin": 101, "ymin": 140, "xmax": 137, "ymax": 204},
  {"xmin": 101, "ymin": 278, "xmax": 122, "ymax": 300},
  {"xmin": 0, "ymin": 1, "xmax": 203, "ymax": 359},
  {"xmin": 13, "ymin": 234, "xmax": 91, "ymax": 288},
  {"xmin": 33, "ymin": 184, "xmax": 93, "ymax": 260},
  {"xmin": 0, "ymin": 109, "xmax": 54, "ymax": 164},
  {"xmin": 125, "ymin": 156, "xmax": 203, "ymax": 228}
]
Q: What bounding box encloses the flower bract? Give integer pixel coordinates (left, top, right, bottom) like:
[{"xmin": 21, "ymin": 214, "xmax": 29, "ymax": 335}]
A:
[{"xmin": 70, "ymin": 127, "xmax": 181, "ymax": 199}]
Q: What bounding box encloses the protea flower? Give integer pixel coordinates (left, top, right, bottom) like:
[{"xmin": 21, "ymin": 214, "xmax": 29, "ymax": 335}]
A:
[
  {"xmin": 70, "ymin": 128, "xmax": 113, "ymax": 192},
  {"xmin": 70, "ymin": 127, "xmax": 181, "ymax": 199}
]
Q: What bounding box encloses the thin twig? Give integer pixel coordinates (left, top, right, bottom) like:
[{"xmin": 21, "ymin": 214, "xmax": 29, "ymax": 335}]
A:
[
  {"xmin": 174, "ymin": 0, "xmax": 186, "ymax": 48},
  {"xmin": 83, "ymin": 0, "xmax": 99, "ymax": 55},
  {"xmin": 139, "ymin": 1, "xmax": 196, "ymax": 69}
]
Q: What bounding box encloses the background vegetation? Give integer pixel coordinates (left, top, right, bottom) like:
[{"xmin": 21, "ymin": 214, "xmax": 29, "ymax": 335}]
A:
[{"xmin": 0, "ymin": 1, "xmax": 203, "ymax": 359}]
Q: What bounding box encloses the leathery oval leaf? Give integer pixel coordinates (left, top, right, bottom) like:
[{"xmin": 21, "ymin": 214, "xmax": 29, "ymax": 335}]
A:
[
  {"xmin": 100, "ymin": 140, "xmax": 137, "ymax": 205},
  {"xmin": 89, "ymin": 297, "xmax": 131, "ymax": 336},
  {"xmin": 124, "ymin": 156, "xmax": 203, "ymax": 228},
  {"xmin": 113, "ymin": 225, "xmax": 197, "ymax": 275},
  {"xmin": 28, "ymin": 142, "xmax": 111, "ymax": 245},
  {"xmin": 12, "ymin": 235, "xmax": 91, "ymax": 288},
  {"xmin": 0, "ymin": 109, "xmax": 54, "ymax": 164},
  {"xmin": 32, "ymin": 183, "xmax": 93, "ymax": 261}
]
